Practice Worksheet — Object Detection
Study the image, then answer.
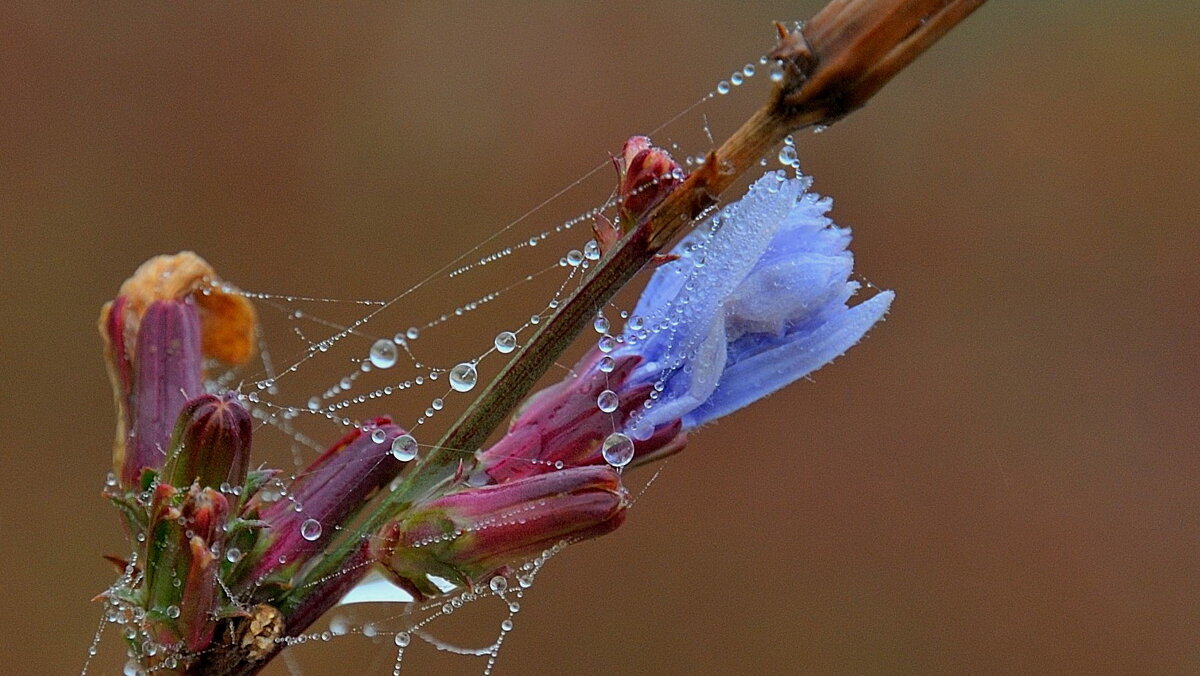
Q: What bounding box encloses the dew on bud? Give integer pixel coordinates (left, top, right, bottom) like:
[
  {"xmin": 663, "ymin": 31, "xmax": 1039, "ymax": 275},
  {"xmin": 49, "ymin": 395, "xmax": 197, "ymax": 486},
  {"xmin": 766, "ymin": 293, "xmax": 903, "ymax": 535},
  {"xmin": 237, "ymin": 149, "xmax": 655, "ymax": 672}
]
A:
[{"xmin": 300, "ymin": 518, "xmax": 323, "ymax": 542}]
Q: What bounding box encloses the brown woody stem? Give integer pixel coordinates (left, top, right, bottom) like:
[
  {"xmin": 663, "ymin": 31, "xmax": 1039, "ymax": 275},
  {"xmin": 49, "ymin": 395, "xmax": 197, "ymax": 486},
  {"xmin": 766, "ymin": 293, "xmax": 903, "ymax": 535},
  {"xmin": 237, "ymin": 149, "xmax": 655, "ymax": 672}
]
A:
[{"xmin": 199, "ymin": 2, "xmax": 986, "ymax": 672}]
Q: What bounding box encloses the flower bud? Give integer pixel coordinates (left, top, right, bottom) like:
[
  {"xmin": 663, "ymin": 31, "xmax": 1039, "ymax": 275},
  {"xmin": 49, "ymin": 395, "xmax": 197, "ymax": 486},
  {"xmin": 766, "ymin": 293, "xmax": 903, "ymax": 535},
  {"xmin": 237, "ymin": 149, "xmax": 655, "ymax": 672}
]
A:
[
  {"xmin": 243, "ymin": 418, "xmax": 407, "ymax": 586},
  {"xmin": 617, "ymin": 135, "xmax": 683, "ymax": 224},
  {"xmin": 164, "ymin": 392, "xmax": 253, "ymax": 489},
  {"xmin": 143, "ymin": 483, "xmax": 230, "ymax": 656},
  {"xmin": 99, "ymin": 252, "xmax": 257, "ymax": 487},
  {"xmin": 476, "ymin": 351, "xmax": 687, "ymax": 483},
  {"xmin": 372, "ymin": 466, "xmax": 626, "ymax": 600}
]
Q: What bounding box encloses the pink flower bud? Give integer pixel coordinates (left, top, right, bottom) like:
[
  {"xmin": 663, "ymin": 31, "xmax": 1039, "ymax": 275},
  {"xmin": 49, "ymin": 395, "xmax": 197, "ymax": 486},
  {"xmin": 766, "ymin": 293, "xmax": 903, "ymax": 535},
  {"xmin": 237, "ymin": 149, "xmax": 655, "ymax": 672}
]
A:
[
  {"xmin": 616, "ymin": 135, "xmax": 684, "ymax": 224},
  {"xmin": 372, "ymin": 466, "xmax": 626, "ymax": 600},
  {"xmin": 164, "ymin": 392, "xmax": 253, "ymax": 489},
  {"xmin": 244, "ymin": 418, "xmax": 407, "ymax": 585},
  {"xmin": 476, "ymin": 350, "xmax": 687, "ymax": 483}
]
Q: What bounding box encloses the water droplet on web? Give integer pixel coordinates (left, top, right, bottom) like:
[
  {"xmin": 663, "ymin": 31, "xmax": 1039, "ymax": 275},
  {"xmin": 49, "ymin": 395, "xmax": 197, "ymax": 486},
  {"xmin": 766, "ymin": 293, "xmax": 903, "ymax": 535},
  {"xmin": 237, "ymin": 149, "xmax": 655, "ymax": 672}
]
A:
[
  {"xmin": 743, "ymin": 63, "xmax": 757, "ymax": 77},
  {"xmin": 391, "ymin": 434, "xmax": 418, "ymax": 461},
  {"xmin": 300, "ymin": 518, "xmax": 322, "ymax": 541},
  {"xmin": 778, "ymin": 145, "xmax": 798, "ymax": 167},
  {"xmin": 370, "ymin": 428, "xmax": 387, "ymax": 444},
  {"xmin": 369, "ymin": 338, "xmax": 398, "ymax": 369},
  {"xmin": 501, "ymin": 619, "xmax": 514, "ymax": 631},
  {"xmin": 494, "ymin": 331, "xmax": 517, "ymax": 353},
  {"xmin": 597, "ymin": 390, "xmax": 619, "ymax": 413},
  {"xmin": 598, "ymin": 355, "xmax": 615, "ymax": 373},
  {"xmin": 716, "ymin": 80, "xmax": 730, "ymax": 95},
  {"xmin": 730, "ymin": 72, "xmax": 744, "ymax": 86},
  {"xmin": 583, "ymin": 240, "xmax": 601, "ymax": 260},
  {"xmin": 602, "ymin": 432, "xmax": 635, "ymax": 467},
  {"xmin": 566, "ymin": 249, "xmax": 584, "ymax": 266},
  {"xmin": 597, "ymin": 335, "xmax": 616, "ymax": 353},
  {"xmin": 593, "ymin": 315, "xmax": 610, "ymax": 333},
  {"xmin": 770, "ymin": 63, "xmax": 784, "ymax": 82},
  {"xmin": 394, "ymin": 632, "xmax": 410, "ymax": 647},
  {"xmin": 165, "ymin": 605, "xmax": 180, "ymax": 619},
  {"xmin": 225, "ymin": 547, "xmax": 242, "ymax": 563},
  {"xmin": 406, "ymin": 327, "xmax": 420, "ymax": 341},
  {"xmin": 490, "ymin": 575, "xmax": 508, "ymax": 593},
  {"xmin": 449, "ymin": 363, "xmax": 478, "ymax": 392},
  {"xmin": 431, "ymin": 398, "xmax": 444, "ymax": 411}
]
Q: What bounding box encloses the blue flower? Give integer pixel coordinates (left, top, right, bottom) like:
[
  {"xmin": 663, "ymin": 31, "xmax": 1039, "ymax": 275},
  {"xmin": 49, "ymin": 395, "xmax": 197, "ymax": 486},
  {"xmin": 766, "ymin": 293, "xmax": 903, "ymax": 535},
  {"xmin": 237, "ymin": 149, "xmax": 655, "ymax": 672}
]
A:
[{"xmin": 618, "ymin": 170, "xmax": 893, "ymax": 437}]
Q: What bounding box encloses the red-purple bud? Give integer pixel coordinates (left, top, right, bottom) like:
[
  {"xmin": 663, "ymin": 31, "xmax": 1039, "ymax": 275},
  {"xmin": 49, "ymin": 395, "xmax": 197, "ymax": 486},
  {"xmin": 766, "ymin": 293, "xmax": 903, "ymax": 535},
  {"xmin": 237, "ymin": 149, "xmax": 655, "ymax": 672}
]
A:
[
  {"xmin": 616, "ymin": 135, "xmax": 684, "ymax": 224},
  {"xmin": 372, "ymin": 466, "xmax": 626, "ymax": 600},
  {"xmin": 244, "ymin": 418, "xmax": 407, "ymax": 585},
  {"xmin": 477, "ymin": 350, "xmax": 688, "ymax": 483},
  {"xmin": 164, "ymin": 392, "xmax": 253, "ymax": 489}
]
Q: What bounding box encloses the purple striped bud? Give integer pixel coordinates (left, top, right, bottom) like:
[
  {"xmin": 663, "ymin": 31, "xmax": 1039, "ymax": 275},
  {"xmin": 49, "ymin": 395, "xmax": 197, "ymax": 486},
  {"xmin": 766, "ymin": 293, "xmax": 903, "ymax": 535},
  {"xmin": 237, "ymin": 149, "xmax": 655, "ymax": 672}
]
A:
[
  {"xmin": 476, "ymin": 350, "xmax": 687, "ymax": 483},
  {"xmin": 164, "ymin": 392, "xmax": 253, "ymax": 489},
  {"xmin": 244, "ymin": 418, "xmax": 407, "ymax": 586},
  {"xmin": 99, "ymin": 252, "xmax": 258, "ymax": 487},
  {"xmin": 372, "ymin": 466, "xmax": 626, "ymax": 600}
]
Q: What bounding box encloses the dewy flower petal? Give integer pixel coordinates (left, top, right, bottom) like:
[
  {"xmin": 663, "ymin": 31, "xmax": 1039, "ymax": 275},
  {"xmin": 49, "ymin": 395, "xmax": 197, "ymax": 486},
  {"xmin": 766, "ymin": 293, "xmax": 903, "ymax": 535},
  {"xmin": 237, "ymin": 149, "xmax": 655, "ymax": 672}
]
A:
[{"xmin": 476, "ymin": 170, "xmax": 891, "ymax": 478}]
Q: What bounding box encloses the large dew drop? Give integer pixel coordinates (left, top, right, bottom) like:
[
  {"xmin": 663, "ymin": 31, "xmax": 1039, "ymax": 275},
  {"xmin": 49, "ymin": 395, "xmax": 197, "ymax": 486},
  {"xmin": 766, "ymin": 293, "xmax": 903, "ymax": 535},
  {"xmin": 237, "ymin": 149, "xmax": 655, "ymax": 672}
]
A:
[
  {"xmin": 449, "ymin": 362, "xmax": 478, "ymax": 392},
  {"xmin": 601, "ymin": 432, "xmax": 635, "ymax": 467},
  {"xmin": 494, "ymin": 331, "xmax": 518, "ymax": 354},
  {"xmin": 369, "ymin": 338, "xmax": 398, "ymax": 369},
  {"xmin": 300, "ymin": 518, "xmax": 323, "ymax": 542},
  {"xmin": 597, "ymin": 389, "xmax": 619, "ymax": 413},
  {"xmin": 390, "ymin": 434, "xmax": 418, "ymax": 462}
]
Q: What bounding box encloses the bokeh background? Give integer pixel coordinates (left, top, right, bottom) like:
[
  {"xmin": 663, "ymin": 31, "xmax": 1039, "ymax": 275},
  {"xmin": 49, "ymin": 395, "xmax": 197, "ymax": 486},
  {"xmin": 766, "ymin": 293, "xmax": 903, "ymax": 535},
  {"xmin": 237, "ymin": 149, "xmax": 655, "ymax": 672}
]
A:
[{"xmin": 3, "ymin": 2, "xmax": 1199, "ymax": 674}]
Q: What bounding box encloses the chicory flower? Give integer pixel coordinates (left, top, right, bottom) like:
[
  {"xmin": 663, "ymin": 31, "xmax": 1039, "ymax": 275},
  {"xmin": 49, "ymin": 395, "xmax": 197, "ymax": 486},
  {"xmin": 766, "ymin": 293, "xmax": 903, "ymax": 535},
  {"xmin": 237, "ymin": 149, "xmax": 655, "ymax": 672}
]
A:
[{"xmin": 478, "ymin": 170, "xmax": 893, "ymax": 480}]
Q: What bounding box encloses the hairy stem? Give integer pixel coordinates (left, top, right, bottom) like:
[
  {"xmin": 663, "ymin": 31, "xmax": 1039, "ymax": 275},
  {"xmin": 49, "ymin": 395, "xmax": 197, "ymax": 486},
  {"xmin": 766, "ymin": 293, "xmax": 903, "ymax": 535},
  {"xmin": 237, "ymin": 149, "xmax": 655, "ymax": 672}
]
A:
[{"xmin": 199, "ymin": 2, "xmax": 986, "ymax": 672}]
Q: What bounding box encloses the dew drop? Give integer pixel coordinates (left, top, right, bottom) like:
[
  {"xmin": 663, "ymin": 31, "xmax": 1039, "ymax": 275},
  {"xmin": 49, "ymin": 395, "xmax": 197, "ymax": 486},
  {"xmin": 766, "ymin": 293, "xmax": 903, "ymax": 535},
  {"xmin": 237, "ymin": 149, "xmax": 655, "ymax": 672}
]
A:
[
  {"xmin": 390, "ymin": 434, "xmax": 418, "ymax": 462},
  {"xmin": 566, "ymin": 249, "xmax": 584, "ymax": 266},
  {"xmin": 165, "ymin": 605, "xmax": 180, "ymax": 619},
  {"xmin": 583, "ymin": 240, "xmax": 601, "ymax": 260},
  {"xmin": 370, "ymin": 428, "xmax": 387, "ymax": 444},
  {"xmin": 730, "ymin": 72, "xmax": 744, "ymax": 86},
  {"xmin": 501, "ymin": 619, "xmax": 514, "ymax": 631},
  {"xmin": 743, "ymin": 63, "xmax": 756, "ymax": 77},
  {"xmin": 770, "ymin": 63, "xmax": 785, "ymax": 82},
  {"xmin": 300, "ymin": 518, "xmax": 322, "ymax": 542},
  {"xmin": 394, "ymin": 632, "xmax": 410, "ymax": 647},
  {"xmin": 597, "ymin": 335, "xmax": 616, "ymax": 353},
  {"xmin": 307, "ymin": 397, "xmax": 320, "ymax": 411},
  {"xmin": 593, "ymin": 315, "xmax": 610, "ymax": 333},
  {"xmin": 716, "ymin": 80, "xmax": 731, "ymax": 95},
  {"xmin": 597, "ymin": 390, "xmax": 619, "ymax": 413},
  {"xmin": 406, "ymin": 327, "xmax": 420, "ymax": 340},
  {"xmin": 598, "ymin": 355, "xmax": 616, "ymax": 373},
  {"xmin": 449, "ymin": 363, "xmax": 478, "ymax": 392},
  {"xmin": 494, "ymin": 331, "xmax": 518, "ymax": 354},
  {"xmin": 489, "ymin": 575, "xmax": 508, "ymax": 593},
  {"xmin": 225, "ymin": 547, "xmax": 243, "ymax": 563},
  {"xmin": 369, "ymin": 338, "xmax": 398, "ymax": 369},
  {"xmin": 601, "ymin": 432, "xmax": 635, "ymax": 467},
  {"xmin": 778, "ymin": 145, "xmax": 798, "ymax": 167}
]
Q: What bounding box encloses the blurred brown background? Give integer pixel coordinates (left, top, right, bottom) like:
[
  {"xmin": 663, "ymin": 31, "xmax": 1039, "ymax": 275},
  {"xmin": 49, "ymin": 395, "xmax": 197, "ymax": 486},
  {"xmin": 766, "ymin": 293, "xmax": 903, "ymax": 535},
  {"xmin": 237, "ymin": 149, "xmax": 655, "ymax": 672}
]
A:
[{"xmin": 3, "ymin": 2, "xmax": 1199, "ymax": 674}]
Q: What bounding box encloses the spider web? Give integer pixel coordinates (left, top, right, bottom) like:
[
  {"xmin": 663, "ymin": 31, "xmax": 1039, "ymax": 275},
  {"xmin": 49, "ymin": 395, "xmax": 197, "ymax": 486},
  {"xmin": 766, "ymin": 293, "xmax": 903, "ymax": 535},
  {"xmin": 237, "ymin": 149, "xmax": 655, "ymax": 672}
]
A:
[{"xmin": 84, "ymin": 42, "xmax": 803, "ymax": 676}]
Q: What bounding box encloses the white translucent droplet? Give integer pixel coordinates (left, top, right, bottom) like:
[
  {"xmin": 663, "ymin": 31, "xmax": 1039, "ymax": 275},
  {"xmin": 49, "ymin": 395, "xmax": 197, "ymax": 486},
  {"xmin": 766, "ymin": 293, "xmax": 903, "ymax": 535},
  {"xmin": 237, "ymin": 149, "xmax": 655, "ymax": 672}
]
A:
[
  {"xmin": 501, "ymin": 619, "xmax": 514, "ymax": 631},
  {"xmin": 716, "ymin": 80, "xmax": 731, "ymax": 95},
  {"xmin": 593, "ymin": 315, "xmax": 610, "ymax": 333},
  {"xmin": 390, "ymin": 434, "xmax": 418, "ymax": 462},
  {"xmin": 583, "ymin": 240, "xmax": 601, "ymax": 260},
  {"xmin": 489, "ymin": 575, "xmax": 508, "ymax": 593},
  {"xmin": 165, "ymin": 605, "xmax": 180, "ymax": 619},
  {"xmin": 369, "ymin": 338, "xmax": 398, "ymax": 369},
  {"xmin": 597, "ymin": 335, "xmax": 616, "ymax": 353},
  {"xmin": 494, "ymin": 331, "xmax": 517, "ymax": 353},
  {"xmin": 370, "ymin": 428, "xmax": 386, "ymax": 444},
  {"xmin": 597, "ymin": 389, "xmax": 619, "ymax": 413},
  {"xmin": 406, "ymin": 327, "xmax": 420, "ymax": 340},
  {"xmin": 598, "ymin": 355, "xmax": 616, "ymax": 373},
  {"xmin": 307, "ymin": 397, "xmax": 320, "ymax": 411},
  {"xmin": 225, "ymin": 547, "xmax": 243, "ymax": 563},
  {"xmin": 778, "ymin": 145, "xmax": 798, "ymax": 167},
  {"xmin": 300, "ymin": 518, "xmax": 322, "ymax": 542},
  {"xmin": 566, "ymin": 249, "xmax": 584, "ymax": 266},
  {"xmin": 449, "ymin": 363, "xmax": 478, "ymax": 392},
  {"xmin": 602, "ymin": 432, "xmax": 635, "ymax": 467},
  {"xmin": 394, "ymin": 632, "xmax": 410, "ymax": 647}
]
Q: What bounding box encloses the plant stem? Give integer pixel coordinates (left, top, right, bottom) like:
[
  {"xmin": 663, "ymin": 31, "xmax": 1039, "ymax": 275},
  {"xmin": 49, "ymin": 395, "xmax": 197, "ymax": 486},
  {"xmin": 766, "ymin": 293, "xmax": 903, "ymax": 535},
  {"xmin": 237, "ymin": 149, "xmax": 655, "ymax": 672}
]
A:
[{"xmin": 198, "ymin": 2, "xmax": 987, "ymax": 672}]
